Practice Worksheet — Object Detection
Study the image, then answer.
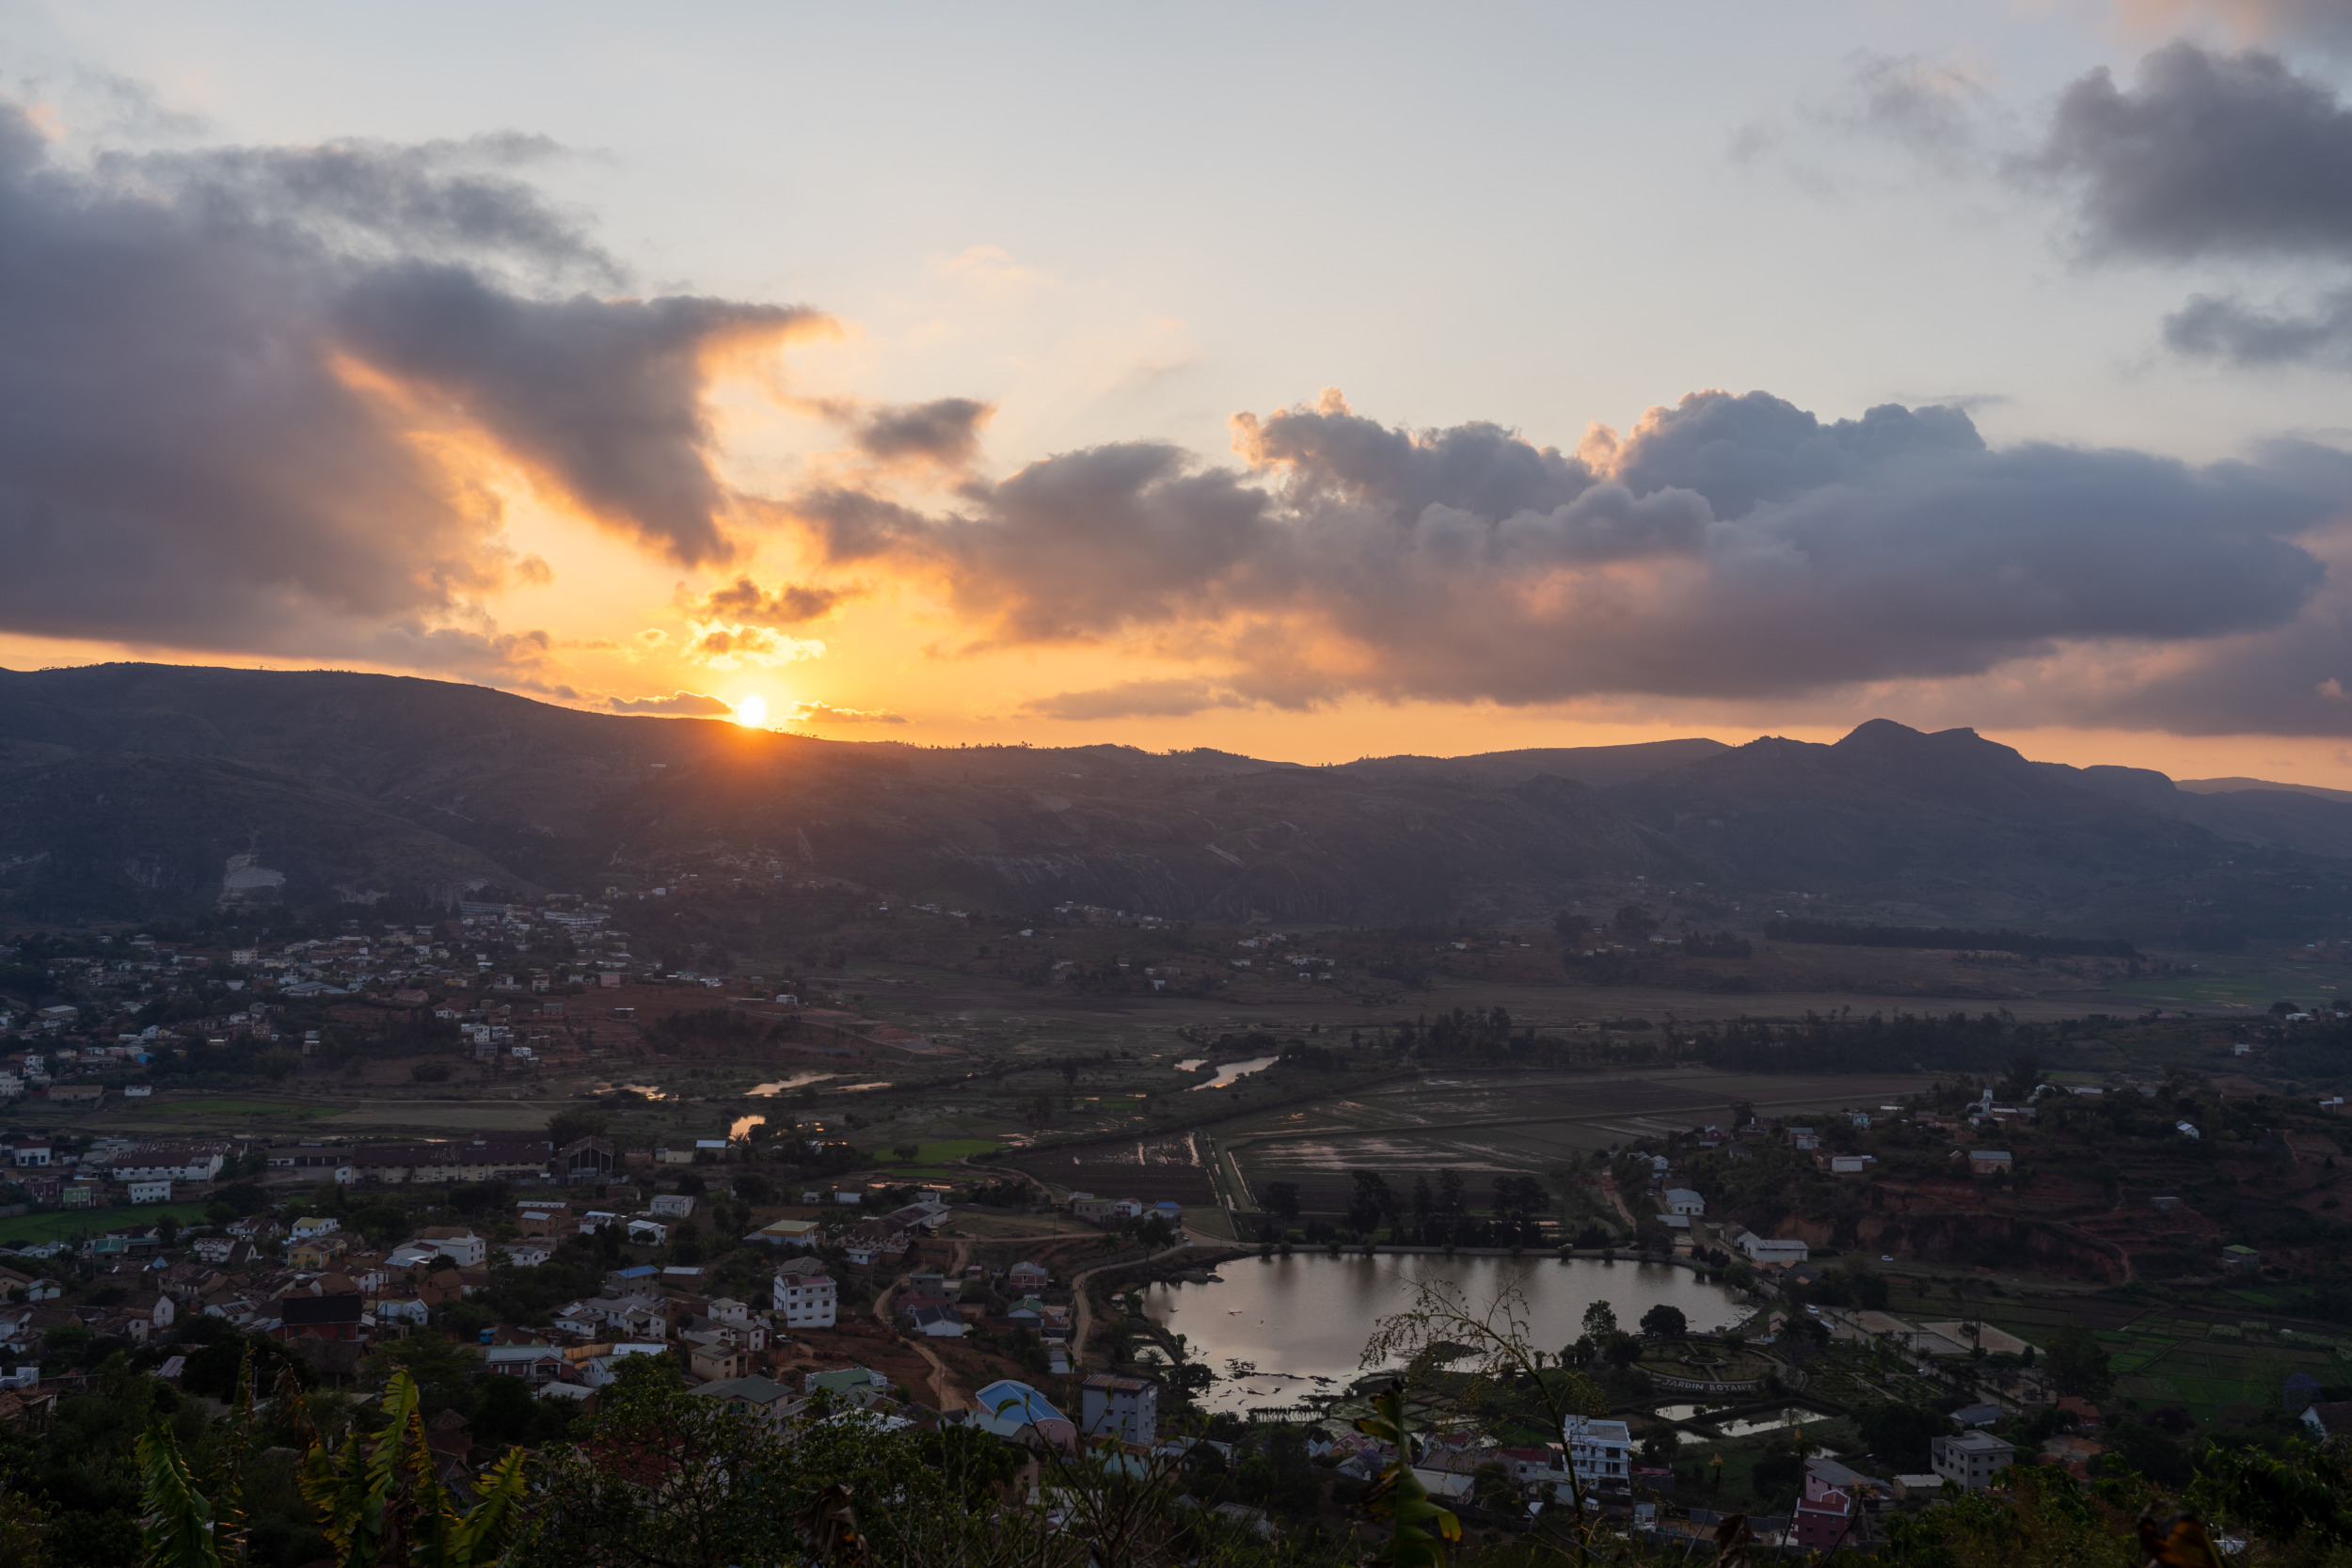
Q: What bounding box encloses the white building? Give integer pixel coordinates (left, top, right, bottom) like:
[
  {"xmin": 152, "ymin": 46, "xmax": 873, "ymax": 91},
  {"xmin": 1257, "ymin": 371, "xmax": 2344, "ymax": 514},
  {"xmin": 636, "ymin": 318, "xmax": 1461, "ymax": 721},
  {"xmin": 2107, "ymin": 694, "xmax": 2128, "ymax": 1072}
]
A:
[
  {"xmin": 1734, "ymin": 1232, "xmax": 1810, "ymax": 1265},
  {"xmin": 126, "ymin": 1178, "xmax": 174, "ymax": 1204},
  {"xmin": 650, "ymin": 1194, "xmax": 696, "ymax": 1218},
  {"xmin": 291, "ymin": 1216, "xmax": 341, "ymax": 1240},
  {"xmin": 772, "ymin": 1255, "xmax": 838, "ymax": 1328},
  {"xmin": 113, "ymin": 1145, "xmax": 229, "ymax": 1183},
  {"xmin": 1662, "ymin": 1189, "xmax": 1706, "ymax": 1217},
  {"xmin": 1931, "ymin": 1432, "xmax": 2015, "ymax": 1492},
  {"xmin": 1562, "ymin": 1416, "xmax": 1632, "ymax": 1490},
  {"xmin": 413, "ymin": 1227, "xmax": 486, "ymax": 1267},
  {"xmin": 1081, "ymin": 1373, "xmax": 1159, "ymax": 1447}
]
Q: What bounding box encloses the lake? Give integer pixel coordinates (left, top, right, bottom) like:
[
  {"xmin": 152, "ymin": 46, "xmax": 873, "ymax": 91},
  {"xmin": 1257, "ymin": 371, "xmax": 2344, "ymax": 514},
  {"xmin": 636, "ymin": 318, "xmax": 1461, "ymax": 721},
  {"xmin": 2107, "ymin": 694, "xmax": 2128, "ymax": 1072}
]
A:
[
  {"xmin": 1184, "ymin": 1055, "xmax": 1278, "ymax": 1090},
  {"xmin": 1138, "ymin": 1252, "xmax": 1742, "ymax": 1416}
]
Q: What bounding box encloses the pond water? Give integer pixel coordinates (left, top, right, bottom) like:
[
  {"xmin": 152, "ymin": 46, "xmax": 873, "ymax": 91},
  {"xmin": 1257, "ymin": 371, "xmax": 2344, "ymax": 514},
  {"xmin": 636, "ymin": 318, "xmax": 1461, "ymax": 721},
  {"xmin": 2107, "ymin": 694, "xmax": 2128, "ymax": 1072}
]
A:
[
  {"xmin": 746, "ymin": 1071, "xmax": 839, "ymax": 1096},
  {"xmin": 1187, "ymin": 1055, "xmax": 1278, "ymax": 1090},
  {"xmin": 730, "ymin": 1114, "xmax": 766, "ymax": 1139},
  {"xmin": 1140, "ymin": 1252, "xmax": 1742, "ymax": 1416},
  {"xmin": 1708, "ymin": 1407, "xmax": 1820, "ymax": 1438}
]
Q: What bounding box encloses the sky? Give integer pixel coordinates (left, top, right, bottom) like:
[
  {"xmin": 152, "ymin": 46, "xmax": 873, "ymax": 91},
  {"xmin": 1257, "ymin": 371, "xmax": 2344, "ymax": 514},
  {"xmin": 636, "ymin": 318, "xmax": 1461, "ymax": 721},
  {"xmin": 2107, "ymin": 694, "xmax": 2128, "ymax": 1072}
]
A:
[{"xmin": 11, "ymin": 2, "xmax": 2352, "ymax": 780}]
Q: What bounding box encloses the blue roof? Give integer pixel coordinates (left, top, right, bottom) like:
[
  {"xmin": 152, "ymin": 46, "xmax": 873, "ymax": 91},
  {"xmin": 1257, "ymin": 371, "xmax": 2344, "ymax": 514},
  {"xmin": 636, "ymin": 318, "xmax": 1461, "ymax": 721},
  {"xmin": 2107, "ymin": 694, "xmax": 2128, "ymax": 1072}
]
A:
[
  {"xmin": 975, "ymin": 1379, "xmax": 1066, "ymax": 1432},
  {"xmin": 613, "ymin": 1265, "xmax": 658, "ymax": 1278}
]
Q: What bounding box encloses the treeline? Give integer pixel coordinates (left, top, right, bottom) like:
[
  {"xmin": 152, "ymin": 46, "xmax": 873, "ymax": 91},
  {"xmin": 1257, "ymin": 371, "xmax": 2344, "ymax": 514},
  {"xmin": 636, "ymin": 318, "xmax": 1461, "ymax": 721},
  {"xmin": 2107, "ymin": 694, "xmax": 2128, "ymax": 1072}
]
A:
[
  {"xmin": 1693, "ymin": 1010, "xmax": 2038, "ymax": 1074},
  {"xmin": 1370, "ymin": 1007, "xmax": 1668, "ymax": 1070},
  {"xmin": 1763, "ymin": 919, "xmax": 2137, "ymax": 958}
]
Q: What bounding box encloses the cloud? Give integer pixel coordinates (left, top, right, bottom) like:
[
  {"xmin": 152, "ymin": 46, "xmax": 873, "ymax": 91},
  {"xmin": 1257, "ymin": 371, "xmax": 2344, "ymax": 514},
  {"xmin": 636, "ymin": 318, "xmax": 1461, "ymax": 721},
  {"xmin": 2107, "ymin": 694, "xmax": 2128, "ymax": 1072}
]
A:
[
  {"xmin": 687, "ymin": 576, "xmax": 850, "ymax": 626},
  {"xmin": 685, "ymin": 624, "xmax": 826, "ymax": 668},
  {"xmin": 2114, "ymin": 0, "xmax": 2352, "ymax": 52},
  {"xmin": 854, "ymin": 397, "xmax": 993, "ymax": 469},
  {"xmin": 605, "ymin": 689, "xmax": 734, "ymax": 716},
  {"xmin": 0, "ymin": 96, "xmax": 820, "ymax": 682},
  {"xmin": 789, "ymin": 701, "xmax": 905, "ymax": 726},
  {"xmin": 2029, "ymin": 42, "xmax": 2352, "ymax": 263},
  {"xmin": 1020, "ymin": 678, "xmax": 1247, "ymax": 721},
  {"xmin": 784, "ymin": 387, "xmax": 2351, "ymax": 724},
  {"xmin": 2166, "ymin": 287, "xmax": 2352, "ymax": 363}
]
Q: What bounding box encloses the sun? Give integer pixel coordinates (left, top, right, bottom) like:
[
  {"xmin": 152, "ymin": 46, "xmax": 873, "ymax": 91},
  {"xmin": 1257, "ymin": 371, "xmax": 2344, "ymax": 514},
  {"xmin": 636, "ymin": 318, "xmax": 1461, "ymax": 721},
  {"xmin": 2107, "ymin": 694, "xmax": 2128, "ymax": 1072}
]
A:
[{"xmin": 731, "ymin": 693, "xmax": 768, "ymax": 728}]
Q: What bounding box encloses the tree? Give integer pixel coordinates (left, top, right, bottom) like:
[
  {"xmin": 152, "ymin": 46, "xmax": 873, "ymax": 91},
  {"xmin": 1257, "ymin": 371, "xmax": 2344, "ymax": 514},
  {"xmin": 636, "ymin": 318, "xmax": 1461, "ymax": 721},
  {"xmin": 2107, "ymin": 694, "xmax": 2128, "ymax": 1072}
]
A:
[
  {"xmin": 1362, "ymin": 1277, "xmax": 1606, "ymax": 1560},
  {"xmin": 1750, "ymin": 1439, "xmax": 1805, "ymax": 1505},
  {"xmin": 1613, "ymin": 904, "xmax": 1660, "ymax": 942},
  {"xmin": 1857, "ymin": 1402, "xmax": 1951, "ymax": 1470},
  {"xmin": 1166, "ymin": 1361, "xmax": 1215, "ymax": 1396},
  {"xmin": 547, "ymin": 1107, "xmax": 609, "ymax": 1148},
  {"xmin": 892, "ymin": 1143, "xmax": 920, "ymax": 1163},
  {"xmin": 1348, "ymin": 1169, "xmax": 1394, "ymax": 1235},
  {"xmin": 1639, "ymin": 1304, "xmax": 1688, "ymax": 1339},
  {"xmin": 1581, "ymin": 1300, "xmax": 1620, "ymax": 1341},
  {"xmin": 2045, "ymin": 1324, "xmax": 2114, "ymax": 1399},
  {"xmin": 1355, "ymin": 1383, "xmax": 1462, "ymax": 1566},
  {"xmin": 1262, "ymin": 1182, "xmax": 1301, "ymax": 1230}
]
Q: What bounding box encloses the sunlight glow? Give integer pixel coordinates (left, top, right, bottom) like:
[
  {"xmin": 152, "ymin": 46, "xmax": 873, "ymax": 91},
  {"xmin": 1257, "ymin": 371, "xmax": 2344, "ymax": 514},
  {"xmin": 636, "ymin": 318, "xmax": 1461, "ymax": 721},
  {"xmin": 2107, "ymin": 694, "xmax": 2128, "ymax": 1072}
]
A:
[{"xmin": 732, "ymin": 693, "xmax": 768, "ymax": 728}]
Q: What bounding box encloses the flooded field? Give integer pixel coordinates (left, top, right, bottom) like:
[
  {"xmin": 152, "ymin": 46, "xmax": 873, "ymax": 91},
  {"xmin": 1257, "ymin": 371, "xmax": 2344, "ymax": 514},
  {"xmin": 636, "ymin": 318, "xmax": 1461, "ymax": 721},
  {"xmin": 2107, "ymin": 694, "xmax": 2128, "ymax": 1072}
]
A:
[
  {"xmin": 1142, "ymin": 1252, "xmax": 1742, "ymax": 1416},
  {"xmin": 1227, "ymin": 1069, "xmax": 1937, "ymax": 1210}
]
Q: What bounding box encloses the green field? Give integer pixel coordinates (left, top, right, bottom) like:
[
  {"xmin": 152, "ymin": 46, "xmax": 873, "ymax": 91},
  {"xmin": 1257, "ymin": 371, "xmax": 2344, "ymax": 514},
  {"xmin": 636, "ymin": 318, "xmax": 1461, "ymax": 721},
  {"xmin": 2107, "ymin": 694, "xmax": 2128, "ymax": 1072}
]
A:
[
  {"xmin": 0, "ymin": 1202, "xmax": 216, "ymax": 1248},
  {"xmin": 896, "ymin": 1139, "xmax": 1002, "ymax": 1165},
  {"xmin": 2104, "ymin": 954, "xmax": 2349, "ymax": 1011}
]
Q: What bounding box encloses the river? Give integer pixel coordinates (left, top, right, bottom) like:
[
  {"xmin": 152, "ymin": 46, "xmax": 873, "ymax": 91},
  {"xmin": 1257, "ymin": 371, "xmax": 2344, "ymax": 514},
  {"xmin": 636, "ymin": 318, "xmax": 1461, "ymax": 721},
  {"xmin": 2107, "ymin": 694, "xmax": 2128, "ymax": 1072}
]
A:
[{"xmin": 1137, "ymin": 1252, "xmax": 1742, "ymax": 1416}]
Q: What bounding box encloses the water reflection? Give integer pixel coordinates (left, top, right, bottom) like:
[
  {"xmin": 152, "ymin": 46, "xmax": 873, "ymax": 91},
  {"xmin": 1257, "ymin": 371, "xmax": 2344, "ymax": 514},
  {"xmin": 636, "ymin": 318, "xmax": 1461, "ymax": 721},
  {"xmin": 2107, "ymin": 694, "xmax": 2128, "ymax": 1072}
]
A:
[
  {"xmin": 731, "ymin": 1114, "xmax": 766, "ymax": 1139},
  {"xmin": 1142, "ymin": 1253, "xmax": 1740, "ymax": 1415},
  {"xmin": 1708, "ymin": 1408, "xmax": 1817, "ymax": 1438},
  {"xmin": 746, "ymin": 1071, "xmax": 838, "ymax": 1096},
  {"xmin": 1187, "ymin": 1055, "xmax": 1277, "ymax": 1090}
]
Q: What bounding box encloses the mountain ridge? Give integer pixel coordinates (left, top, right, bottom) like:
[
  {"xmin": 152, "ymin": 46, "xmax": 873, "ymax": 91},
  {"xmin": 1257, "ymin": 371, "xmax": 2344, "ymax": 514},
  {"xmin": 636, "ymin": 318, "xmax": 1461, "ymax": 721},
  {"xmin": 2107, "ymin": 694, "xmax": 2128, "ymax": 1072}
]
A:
[{"xmin": 5, "ymin": 664, "xmax": 2352, "ymax": 941}]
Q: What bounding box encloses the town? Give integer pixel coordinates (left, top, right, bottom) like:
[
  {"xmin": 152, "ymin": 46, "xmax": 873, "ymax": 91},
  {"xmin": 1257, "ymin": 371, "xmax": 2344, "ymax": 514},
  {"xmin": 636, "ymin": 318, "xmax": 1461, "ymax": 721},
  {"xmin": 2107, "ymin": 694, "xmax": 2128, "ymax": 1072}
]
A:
[{"xmin": 7, "ymin": 882, "xmax": 2352, "ymax": 1562}]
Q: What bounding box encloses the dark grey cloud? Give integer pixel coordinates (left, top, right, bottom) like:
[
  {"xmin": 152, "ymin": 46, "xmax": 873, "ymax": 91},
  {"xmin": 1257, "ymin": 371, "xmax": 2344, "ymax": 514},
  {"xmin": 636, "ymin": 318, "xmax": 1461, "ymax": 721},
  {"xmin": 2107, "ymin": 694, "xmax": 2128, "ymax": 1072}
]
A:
[
  {"xmin": 335, "ymin": 266, "xmax": 814, "ymax": 565},
  {"xmin": 791, "ymin": 388, "xmax": 2350, "ymax": 722},
  {"xmin": 0, "ymin": 97, "xmax": 820, "ymax": 673},
  {"xmin": 692, "ymin": 577, "xmax": 850, "ymax": 626},
  {"xmin": 2167, "ymin": 287, "xmax": 2352, "ymax": 364},
  {"xmin": 854, "ymin": 397, "xmax": 993, "ymax": 468},
  {"xmin": 606, "ymin": 690, "xmax": 733, "ymax": 716},
  {"xmin": 2032, "ymin": 41, "xmax": 2352, "ymax": 263}
]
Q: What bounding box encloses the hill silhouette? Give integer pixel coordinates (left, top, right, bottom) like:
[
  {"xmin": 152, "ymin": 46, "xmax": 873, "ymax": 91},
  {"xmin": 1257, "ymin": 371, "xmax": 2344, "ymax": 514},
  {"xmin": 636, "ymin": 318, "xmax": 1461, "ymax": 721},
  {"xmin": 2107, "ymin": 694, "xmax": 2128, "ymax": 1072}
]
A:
[{"xmin": 4, "ymin": 664, "xmax": 2350, "ymax": 941}]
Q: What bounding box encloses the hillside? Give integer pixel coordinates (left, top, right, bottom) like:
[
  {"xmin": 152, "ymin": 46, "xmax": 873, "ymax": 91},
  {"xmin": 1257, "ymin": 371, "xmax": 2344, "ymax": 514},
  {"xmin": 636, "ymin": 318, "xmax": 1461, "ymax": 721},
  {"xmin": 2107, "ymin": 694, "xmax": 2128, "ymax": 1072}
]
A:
[{"xmin": 7, "ymin": 664, "xmax": 2352, "ymax": 940}]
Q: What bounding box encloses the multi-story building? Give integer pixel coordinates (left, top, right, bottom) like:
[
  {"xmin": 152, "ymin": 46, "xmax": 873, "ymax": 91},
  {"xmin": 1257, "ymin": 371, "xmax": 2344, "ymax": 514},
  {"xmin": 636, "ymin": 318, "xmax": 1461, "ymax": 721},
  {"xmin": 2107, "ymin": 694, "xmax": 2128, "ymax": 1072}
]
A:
[
  {"xmin": 1562, "ymin": 1416, "xmax": 1632, "ymax": 1493},
  {"xmin": 1081, "ymin": 1373, "xmax": 1159, "ymax": 1447},
  {"xmin": 771, "ymin": 1255, "xmax": 837, "ymax": 1328},
  {"xmin": 1931, "ymin": 1432, "xmax": 2015, "ymax": 1492}
]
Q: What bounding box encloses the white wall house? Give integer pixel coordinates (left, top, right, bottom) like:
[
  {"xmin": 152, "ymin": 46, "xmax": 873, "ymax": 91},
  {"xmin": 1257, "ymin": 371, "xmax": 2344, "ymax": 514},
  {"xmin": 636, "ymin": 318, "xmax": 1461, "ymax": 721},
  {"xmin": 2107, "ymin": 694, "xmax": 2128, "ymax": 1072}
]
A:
[
  {"xmin": 772, "ymin": 1256, "xmax": 838, "ymax": 1328},
  {"xmin": 1563, "ymin": 1416, "xmax": 1632, "ymax": 1490},
  {"xmin": 1662, "ymin": 1189, "xmax": 1705, "ymax": 1217},
  {"xmin": 1734, "ymin": 1233, "xmax": 1810, "ymax": 1265}
]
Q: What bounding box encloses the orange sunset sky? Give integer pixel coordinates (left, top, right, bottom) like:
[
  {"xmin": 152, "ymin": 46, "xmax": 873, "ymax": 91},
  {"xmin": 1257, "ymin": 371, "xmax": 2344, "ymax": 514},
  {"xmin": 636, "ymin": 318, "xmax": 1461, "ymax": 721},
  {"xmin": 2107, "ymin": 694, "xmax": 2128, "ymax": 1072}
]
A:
[{"xmin": 8, "ymin": 2, "xmax": 2352, "ymax": 785}]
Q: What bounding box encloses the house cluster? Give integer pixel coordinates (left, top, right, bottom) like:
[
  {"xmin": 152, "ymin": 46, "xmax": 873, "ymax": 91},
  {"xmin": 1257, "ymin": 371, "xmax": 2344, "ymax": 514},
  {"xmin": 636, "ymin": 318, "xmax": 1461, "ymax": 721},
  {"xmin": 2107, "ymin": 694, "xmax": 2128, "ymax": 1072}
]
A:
[
  {"xmin": 890, "ymin": 1256, "xmax": 1068, "ymax": 1342},
  {"xmin": 1066, "ymin": 1192, "xmax": 1184, "ymax": 1230},
  {"xmin": 5, "ymin": 1135, "xmax": 235, "ymax": 1209}
]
